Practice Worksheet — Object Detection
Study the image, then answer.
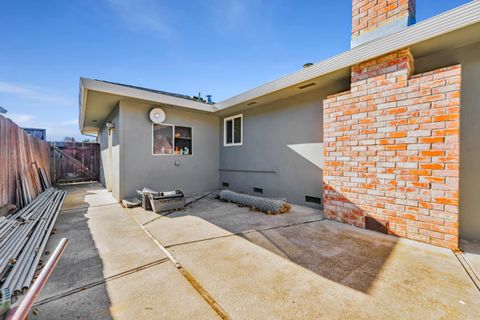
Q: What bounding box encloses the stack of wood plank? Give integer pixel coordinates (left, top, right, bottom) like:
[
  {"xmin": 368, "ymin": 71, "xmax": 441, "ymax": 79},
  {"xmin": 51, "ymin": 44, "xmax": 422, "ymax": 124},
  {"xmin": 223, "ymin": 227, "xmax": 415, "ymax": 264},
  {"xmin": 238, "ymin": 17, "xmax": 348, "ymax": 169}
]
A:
[{"xmin": 0, "ymin": 116, "xmax": 52, "ymax": 212}]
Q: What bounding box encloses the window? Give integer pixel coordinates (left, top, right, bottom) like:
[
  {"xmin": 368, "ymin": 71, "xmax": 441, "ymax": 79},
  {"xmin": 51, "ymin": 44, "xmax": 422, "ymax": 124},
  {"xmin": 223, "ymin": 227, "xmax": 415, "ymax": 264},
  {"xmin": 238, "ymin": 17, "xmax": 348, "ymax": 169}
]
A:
[
  {"xmin": 153, "ymin": 124, "xmax": 174, "ymax": 155},
  {"xmin": 224, "ymin": 114, "xmax": 242, "ymax": 146},
  {"xmin": 153, "ymin": 124, "xmax": 192, "ymax": 155},
  {"xmin": 174, "ymin": 126, "xmax": 192, "ymax": 155}
]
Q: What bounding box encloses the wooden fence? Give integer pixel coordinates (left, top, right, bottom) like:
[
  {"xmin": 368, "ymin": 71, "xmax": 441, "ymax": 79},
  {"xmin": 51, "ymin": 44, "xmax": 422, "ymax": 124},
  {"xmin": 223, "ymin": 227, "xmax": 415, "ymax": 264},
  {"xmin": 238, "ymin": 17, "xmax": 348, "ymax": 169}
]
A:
[
  {"xmin": 50, "ymin": 141, "xmax": 100, "ymax": 184},
  {"xmin": 0, "ymin": 115, "xmax": 51, "ymax": 212}
]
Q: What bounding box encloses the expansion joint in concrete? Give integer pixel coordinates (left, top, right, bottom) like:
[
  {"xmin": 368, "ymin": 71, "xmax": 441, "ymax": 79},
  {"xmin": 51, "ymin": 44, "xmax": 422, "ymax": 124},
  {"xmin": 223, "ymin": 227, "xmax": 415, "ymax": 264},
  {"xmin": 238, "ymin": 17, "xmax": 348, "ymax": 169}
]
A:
[
  {"xmin": 33, "ymin": 257, "xmax": 170, "ymax": 307},
  {"xmin": 454, "ymin": 252, "xmax": 480, "ymax": 292},
  {"xmin": 123, "ymin": 207, "xmax": 231, "ymax": 320},
  {"xmin": 164, "ymin": 217, "xmax": 325, "ymax": 249}
]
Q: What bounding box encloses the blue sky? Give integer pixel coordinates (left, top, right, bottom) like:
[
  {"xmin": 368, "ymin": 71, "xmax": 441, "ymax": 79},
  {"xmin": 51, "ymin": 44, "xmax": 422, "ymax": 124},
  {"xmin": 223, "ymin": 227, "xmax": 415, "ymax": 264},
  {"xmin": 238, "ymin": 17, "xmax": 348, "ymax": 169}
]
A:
[{"xmin": 0, "ymin": 0, "xmax": 470, "ymax": 141}]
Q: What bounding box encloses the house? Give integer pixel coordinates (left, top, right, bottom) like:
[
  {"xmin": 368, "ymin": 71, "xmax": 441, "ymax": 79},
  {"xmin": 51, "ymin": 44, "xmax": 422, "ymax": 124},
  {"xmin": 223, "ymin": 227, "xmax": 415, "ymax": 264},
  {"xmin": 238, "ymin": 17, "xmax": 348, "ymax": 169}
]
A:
[
  {"xmin": 22, "ymin": 127, "xmax": 47, "ymax": 141},
  {"xmin": 79, "ymin": 0, "xmax": 480, "ymax": 249}
]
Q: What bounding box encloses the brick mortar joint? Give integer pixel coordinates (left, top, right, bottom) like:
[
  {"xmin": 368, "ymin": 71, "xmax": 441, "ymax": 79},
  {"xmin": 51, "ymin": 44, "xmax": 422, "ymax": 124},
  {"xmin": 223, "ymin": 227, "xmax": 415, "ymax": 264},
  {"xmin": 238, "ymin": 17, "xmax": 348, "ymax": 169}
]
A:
[{"xmin": 322, "ymin": 58, "xmax": 462, "ymax": 250}]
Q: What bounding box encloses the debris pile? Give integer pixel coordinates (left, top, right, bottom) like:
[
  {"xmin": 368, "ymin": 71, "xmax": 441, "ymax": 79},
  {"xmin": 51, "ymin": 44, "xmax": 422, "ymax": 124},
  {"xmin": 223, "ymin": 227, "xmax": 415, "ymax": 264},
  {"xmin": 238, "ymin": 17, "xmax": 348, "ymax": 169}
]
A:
[
  {"xmin": 219, "ymin": 190, "xmax": 291, "ymax": 215},
  {"xmin": 0, "ymin": 188, "xmax": 66, "ymax": 297}
]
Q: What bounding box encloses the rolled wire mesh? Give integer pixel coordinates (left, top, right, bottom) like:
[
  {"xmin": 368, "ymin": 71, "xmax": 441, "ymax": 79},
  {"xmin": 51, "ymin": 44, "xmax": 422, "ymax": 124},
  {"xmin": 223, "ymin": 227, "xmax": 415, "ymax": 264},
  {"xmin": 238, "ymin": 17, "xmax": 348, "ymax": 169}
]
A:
[{"xmin": 219, "ymin": 190, "xmax": 290, "ymax": 214}]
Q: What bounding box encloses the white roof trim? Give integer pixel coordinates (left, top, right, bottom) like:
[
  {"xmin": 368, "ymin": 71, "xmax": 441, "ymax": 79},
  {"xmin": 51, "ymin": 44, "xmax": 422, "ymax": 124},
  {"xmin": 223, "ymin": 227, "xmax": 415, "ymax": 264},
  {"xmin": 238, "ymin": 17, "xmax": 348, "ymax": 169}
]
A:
[
  {"xmin": 80, "ymin": 78, "xmax": 216, "ymax": 112},
  {"xmin": 214, "ymin": 1, "xmax": 480, "ymax": 110},
  {"xmin": 80, "ymin": 78, "xmax": 217, "ymax": 132}
]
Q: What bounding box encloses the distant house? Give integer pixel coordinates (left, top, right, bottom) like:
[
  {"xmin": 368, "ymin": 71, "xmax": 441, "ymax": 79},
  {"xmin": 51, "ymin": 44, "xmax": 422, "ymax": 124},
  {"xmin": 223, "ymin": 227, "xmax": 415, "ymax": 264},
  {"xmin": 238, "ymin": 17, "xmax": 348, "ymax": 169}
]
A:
[
  {"xmin": 79, "ymin": 1, "xmax": 480, "ymax": 249},
  {"xmin": 23, "ymin": 128, "xmax": 46, "ymax": 141}
]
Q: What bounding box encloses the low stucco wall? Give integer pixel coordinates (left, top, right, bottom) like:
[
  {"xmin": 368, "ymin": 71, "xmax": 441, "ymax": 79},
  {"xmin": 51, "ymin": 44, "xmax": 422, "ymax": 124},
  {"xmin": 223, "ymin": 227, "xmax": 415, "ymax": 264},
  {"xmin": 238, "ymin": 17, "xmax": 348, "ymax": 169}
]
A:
[{"xmin": 118, "ymin": 100, "xmax": 220, "ymax": 199}]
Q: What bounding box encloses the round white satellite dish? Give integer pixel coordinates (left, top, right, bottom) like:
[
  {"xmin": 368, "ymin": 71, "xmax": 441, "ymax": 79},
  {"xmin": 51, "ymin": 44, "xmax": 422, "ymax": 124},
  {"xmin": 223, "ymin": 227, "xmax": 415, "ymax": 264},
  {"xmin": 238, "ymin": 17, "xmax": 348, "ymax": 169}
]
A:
[{"xmin": 149, "ymin": 108, "xmax": 166, "ymax": 124}]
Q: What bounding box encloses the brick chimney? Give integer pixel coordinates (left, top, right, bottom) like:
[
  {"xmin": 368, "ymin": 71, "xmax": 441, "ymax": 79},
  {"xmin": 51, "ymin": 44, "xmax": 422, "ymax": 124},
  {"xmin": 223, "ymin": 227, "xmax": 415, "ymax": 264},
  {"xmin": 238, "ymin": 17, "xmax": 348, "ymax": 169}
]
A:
[{"xmin": 351, "ymin": 0, "xmax": 416, "ymax": 48}]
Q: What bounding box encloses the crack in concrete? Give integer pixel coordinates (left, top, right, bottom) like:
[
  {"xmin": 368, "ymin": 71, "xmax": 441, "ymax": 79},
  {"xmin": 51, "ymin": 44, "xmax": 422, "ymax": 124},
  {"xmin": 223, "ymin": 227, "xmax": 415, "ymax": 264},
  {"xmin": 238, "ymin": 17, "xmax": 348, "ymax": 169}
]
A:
[
  {"xmin": 59, "ymin": 202, "xmax": 118, "ymax": 213},
  {"xmin": 164, "ymin": 217, "xmax": 325, "ymax": 249},
  {"xmin": 454, "ymin": 252, "xmax": 480, "ymax": 292},
  {"xmin": 33, "ymin": 258, "xmax": 170, "ymax": 307}
]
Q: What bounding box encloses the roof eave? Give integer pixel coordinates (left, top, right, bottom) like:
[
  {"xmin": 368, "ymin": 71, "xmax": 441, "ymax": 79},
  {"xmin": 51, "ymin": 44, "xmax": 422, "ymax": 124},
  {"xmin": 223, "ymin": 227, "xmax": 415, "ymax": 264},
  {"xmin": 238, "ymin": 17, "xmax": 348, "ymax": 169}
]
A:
[
  {"xmin": 214, "ymin": 1, "xmax": 480, "ymax": 111},
  {"xmin": 79, "ymin": 78, "xmax": 218, "ymax": 133}
]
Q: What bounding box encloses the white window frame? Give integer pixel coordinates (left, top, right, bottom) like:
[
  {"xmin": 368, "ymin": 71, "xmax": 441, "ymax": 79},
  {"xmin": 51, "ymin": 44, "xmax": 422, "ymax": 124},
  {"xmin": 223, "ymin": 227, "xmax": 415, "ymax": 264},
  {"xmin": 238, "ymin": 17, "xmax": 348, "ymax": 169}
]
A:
[{"xmin": 223, "ymin": 114, "xmax": 243, "ymax": 147}]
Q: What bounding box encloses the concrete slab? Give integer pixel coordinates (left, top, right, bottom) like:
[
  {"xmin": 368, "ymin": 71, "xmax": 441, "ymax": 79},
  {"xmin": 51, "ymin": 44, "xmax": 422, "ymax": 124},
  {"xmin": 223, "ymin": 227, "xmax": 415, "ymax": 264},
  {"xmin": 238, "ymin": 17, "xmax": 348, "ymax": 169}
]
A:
[
  {"xmin": 85, "ymin": 203, "xmax": 166, "ymax": 278},
  {"xmin": 38, "ymin": 207, "xmax": 111, "ymax": 298},
  {"xmin": 33, "ymin": 185, "xmax": 480, "ymax": 319},
  {"xmin": 32, "ymin": 262, "xmax": 219, "ymax": 320},
  {"xmin": 58, "ymin": 182, "xmax": 117, "ymax": 210},
  {"xmin": 168, "ymin": 219, "xmax": 480, "ymax": 319},
  {"xmin": 34, "ymin": 184, "xmax": 219, "ymax": 320},
  {"xmin": 169, "ymin": 195, "xmax": 324, "ymax": 235},
  {"xmin": 146, "ymin": 215, "xmax": 233, "ymax": 247},
  {"xmin": 144, "ymin": 195, "xmax": 323, "ymax": 247},
  {"xmin": 461, "ymin": 239, "xmax": 480, "ymax": 281},
  {"xmin": 127, "ymin": 206, "xmax": 163, "ymax": 226}
]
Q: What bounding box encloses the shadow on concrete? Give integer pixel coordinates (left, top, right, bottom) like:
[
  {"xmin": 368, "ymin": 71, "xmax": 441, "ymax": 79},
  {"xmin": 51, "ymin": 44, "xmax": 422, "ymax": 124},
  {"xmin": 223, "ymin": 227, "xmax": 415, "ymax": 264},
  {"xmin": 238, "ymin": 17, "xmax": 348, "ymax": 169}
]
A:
[
  {"xmin": 161, "ymin": 186, "xmax": 398, "ymax": 294},
  {"xmin": 31, "ymin": 183, "xmax": 114, "ymax": 320}
]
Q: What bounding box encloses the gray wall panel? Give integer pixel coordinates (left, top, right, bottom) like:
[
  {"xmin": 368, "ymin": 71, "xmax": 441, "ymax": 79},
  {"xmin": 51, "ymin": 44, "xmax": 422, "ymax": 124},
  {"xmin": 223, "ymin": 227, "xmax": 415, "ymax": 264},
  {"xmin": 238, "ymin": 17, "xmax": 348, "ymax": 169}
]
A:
[
  {"xmin": 119, "ymin": 100, "xmax": 219, "ymax": 199},
  {"xmin": 219, "ymin": 87, "xmax": 340, "ymax": 209}
]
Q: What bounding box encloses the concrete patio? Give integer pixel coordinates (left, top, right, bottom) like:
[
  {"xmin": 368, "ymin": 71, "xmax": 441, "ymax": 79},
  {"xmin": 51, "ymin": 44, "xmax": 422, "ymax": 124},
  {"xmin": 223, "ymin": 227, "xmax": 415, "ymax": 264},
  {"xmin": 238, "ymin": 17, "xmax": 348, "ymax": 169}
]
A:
[{"xmin": 30, "ymin": 183, "xmax": 480, "ymax": 319}]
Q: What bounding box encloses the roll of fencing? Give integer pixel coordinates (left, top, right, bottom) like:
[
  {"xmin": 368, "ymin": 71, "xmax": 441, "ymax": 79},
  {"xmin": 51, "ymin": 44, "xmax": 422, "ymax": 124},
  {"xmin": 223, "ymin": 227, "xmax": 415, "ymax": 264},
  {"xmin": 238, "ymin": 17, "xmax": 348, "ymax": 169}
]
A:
[{"xmin": 219, "ymin": 190, "xmax": 290, "ymax": 214}]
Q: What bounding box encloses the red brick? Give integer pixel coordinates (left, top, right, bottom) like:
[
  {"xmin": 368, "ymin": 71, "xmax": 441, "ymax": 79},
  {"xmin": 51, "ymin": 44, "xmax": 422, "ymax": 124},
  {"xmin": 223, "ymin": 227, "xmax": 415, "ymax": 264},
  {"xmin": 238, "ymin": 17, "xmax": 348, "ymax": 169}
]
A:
[{"xmin": 323, "ymin": 48, "xmax": 460, "ymax": 250}]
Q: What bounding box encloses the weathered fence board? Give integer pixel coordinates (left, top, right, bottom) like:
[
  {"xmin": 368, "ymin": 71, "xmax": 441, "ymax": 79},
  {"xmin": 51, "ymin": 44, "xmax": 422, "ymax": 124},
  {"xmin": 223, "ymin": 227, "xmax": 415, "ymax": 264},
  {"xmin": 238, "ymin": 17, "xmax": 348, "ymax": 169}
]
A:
[{"xmin": 0, "ymin": 115, "xmax": 51, "ymax": 211}]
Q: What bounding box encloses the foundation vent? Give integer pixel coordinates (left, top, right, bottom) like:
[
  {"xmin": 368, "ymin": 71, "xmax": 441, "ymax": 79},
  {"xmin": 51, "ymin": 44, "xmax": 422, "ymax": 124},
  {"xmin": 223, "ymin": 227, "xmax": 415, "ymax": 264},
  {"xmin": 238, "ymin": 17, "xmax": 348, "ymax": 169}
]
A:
[
  {"xmin": 222, "ymin": 182, "xmax": 229, "ymax": 188},
  {"xmin": 305, "ymin": 196, "xmax": 322, "ymax": 204},
  {"xmin": 253, "ymin": 187, "xmax": 263, "ymax": 194}
]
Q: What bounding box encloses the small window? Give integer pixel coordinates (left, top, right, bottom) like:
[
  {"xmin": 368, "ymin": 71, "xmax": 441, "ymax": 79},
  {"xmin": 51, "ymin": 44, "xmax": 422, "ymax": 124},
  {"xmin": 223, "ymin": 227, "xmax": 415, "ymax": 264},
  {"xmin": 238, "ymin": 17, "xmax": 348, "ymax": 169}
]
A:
[
  {"xmin": 224, "ymin": 114, "xmax": 242, "ymax": 146},
  {"xmin": 153, "ymin": 124, "xmax": 192, "ymax": 155},
  {"xmin": 174, "ymin": 126, "xmax": 192, "ymax": 155}
]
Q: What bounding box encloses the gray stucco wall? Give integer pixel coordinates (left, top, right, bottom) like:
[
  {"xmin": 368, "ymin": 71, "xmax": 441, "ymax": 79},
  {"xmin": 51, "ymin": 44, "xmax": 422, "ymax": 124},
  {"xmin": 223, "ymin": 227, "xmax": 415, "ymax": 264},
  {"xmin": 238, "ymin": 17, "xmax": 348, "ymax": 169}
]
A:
[
  {"xmin": 219, "ymin": 87, "xmax": 341, "ymax": 209},
  {"xmin": 415, "ymin": 41, "xmax": 480, "ymax": 241},
  {"xmin": 98, "ymin": 106, "xmax": 121, "ymax": 200},
  {"xmin": 119, "ymin": 100, "xmax": 220, "ymax": 199}
]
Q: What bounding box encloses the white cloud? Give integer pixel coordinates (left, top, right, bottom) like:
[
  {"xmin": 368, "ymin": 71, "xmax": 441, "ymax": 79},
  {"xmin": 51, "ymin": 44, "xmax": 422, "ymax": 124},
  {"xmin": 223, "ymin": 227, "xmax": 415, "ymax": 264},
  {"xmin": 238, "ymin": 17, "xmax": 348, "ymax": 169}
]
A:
[
  {"xmin": 207, "ymin": 0, "xmax": 266, "ymax": 31},
  {"xmin": 0, "ymin": 81, "xmax": 73, "ymax": 106},
  {"xmin": 6, "ymin": 113, "xmax": 35, "ymax": 126},
  {"xmin": 60, "ymin": 119, "xmax": 78, "ymax": 126},
  {"xmin": 5, "ymin": 114, "xmax": 85, "ymax": 141},
  {"xmin": 106, "ymin": 0, "xmax": 173, "ymax": 37}
]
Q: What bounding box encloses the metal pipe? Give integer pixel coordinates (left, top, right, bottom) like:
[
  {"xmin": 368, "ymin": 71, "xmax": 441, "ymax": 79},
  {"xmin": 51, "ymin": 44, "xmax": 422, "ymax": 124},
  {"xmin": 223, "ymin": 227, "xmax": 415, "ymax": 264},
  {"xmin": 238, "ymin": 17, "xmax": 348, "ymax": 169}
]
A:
[
  {"xmin": 3, "ymin": 191, "xmax": 60, "ymax": 290},
  {"xmin": 21, "ymin": 191, "xmax": 65, "ymax": 291},
  {"xmin": 5, "ymin": 238, "xmax": 69, "ymax": 320},
  {"xmin": 0, "ymin": 189, "xmax": 64, "ymax": 287}
]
